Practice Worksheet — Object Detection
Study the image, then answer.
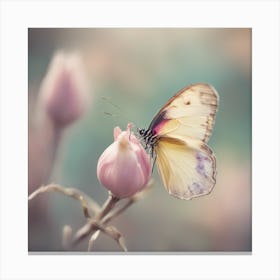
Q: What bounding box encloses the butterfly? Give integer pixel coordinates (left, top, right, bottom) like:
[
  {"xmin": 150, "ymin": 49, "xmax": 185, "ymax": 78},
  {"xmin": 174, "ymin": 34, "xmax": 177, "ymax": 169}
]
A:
[{"xmin": 138, "ymin": 83, "xmax": 219, "ymax": 200}]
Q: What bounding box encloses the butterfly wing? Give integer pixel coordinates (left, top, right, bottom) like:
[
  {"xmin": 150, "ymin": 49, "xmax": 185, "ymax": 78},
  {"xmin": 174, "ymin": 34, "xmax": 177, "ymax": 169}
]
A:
[
  {"xmin": 155, "ymin": 137, "xmax": 216, "ymax": 200},
  {"xmin": 149, "ymin": 83, "xmax": 218, "ymax": 199},
  {"xmin": 149, "ymin": 83, "xmax": 218, "ymax": 143}
]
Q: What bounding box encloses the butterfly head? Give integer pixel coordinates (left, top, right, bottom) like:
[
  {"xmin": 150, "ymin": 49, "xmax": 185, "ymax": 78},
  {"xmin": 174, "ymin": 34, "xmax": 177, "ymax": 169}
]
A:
[
  {"xmin": 136, "ymin": 127, "xmax": 159, "ymax": 159},
  {"xmin": 137, "ymin": 128, "xmax": 146, "ymax": 137}
]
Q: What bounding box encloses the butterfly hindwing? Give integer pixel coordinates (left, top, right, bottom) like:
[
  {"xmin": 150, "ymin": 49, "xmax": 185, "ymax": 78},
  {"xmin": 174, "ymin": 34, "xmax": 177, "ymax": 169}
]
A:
[{"xmin": 155, "ymin": 137, "xmax": 216, "ymax": 200}]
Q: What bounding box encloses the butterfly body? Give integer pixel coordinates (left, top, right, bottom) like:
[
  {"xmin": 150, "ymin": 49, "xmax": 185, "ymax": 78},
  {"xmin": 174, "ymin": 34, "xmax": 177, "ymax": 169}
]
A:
[{"xmin": 138, "ymin": 83, "xmax": 219, "ymax": 200}]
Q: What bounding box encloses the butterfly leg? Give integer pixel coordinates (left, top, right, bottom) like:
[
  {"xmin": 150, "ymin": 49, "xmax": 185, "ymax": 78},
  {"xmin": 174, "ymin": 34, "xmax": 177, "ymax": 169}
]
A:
[{"xmin": 151, "ymin": 154, "xmax": 157, "ymax": 173}]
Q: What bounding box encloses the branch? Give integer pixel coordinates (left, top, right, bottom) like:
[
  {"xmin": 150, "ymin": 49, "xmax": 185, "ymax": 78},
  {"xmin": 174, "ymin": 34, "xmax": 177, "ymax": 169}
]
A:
[
  {"xmin": 28, "ymin": 184, "xmax": 101, "ymax": 218},
  {"xmin": 89, "ymin": 221, "xmax": 127, "ymax": 252}
]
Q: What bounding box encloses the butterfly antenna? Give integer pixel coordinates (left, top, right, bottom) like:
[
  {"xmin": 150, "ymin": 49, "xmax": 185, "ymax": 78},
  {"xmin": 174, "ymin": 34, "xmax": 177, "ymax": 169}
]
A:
[
  {"xmin": 101, "ymin": 97, "xmax": 122, "ymax": 111},
  {"xmin": 103, "ymin": 111, "xmax": 114, "ymax": 116},
  {"xmin": 101, "ymin": 96, "xmax": 138, "ymax": 126}
]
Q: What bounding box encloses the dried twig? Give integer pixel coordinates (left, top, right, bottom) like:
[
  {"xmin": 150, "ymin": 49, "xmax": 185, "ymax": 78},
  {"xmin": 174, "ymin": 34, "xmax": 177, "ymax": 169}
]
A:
[
  {"xmin": 62, "ymin": 225, "xmax": 73, "ymax": 250},
  {"xmin": 95, "ymin": 192, "xmax": 120, "ymax": 220},
  {"xmin": 29, "ymin": 180, "xmax": 154, "ymax": 251},
  {"xmin": 28, "ymin": 184, "xmax": 100, "ymax": 218},
  {"xmin": 88, "ymin": 231, "xmax": 101, "ymax": 251},
  {"xmin": 89, "ymin": 221, "xmax": 127, "ymax": 252}
]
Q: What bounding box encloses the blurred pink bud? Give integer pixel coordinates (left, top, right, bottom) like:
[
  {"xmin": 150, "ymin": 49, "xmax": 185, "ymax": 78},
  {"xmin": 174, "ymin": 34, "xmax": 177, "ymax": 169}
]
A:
[
  {"xmin": 97, "ymin": 124, "xmax": 152, "ymax": 198},
  {"xmin": 39, "ymin": 51, "xmax": 89, "ymax": 127}
]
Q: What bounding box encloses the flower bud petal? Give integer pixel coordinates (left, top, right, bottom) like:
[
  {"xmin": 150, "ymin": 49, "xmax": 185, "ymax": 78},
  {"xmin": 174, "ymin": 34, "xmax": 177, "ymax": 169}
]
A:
[
  {"xmin": 39, "ymin": 51, "xmax": 89, "ymax": 127},
  {"xmin": 97, "ymin": 124, "xmax": 152, "ymax": 198},
  {"xmin": 113, "ymin": 126, "xmax": 122, "ymax": 141}
]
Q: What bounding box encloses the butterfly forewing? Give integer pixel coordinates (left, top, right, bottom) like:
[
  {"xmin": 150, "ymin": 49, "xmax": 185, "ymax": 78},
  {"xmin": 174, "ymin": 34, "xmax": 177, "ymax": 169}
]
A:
[{"xmin": 149, "ymin": 83, "xmax": 219, "ymax": 143}]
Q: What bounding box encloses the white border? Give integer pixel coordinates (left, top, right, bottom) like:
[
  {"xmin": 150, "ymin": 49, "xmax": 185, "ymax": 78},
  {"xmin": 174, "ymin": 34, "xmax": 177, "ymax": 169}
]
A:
[{"xmin": 1, "ymin": 1, "xmax": 279, "ymax": 280}]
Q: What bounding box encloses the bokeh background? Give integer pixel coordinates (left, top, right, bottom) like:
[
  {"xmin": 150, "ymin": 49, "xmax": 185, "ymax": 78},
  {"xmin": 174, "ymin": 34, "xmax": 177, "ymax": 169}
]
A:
[{"xmin": 28, "ymin": 28, "xmax": 251, "ymax": 252}]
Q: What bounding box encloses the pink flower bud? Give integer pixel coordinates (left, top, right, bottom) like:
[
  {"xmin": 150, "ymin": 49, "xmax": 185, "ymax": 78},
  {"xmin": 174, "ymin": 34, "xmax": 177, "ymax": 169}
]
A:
[
  {"xmin": 97, "ymin": 124, "xmax": 152, "ymax": 198},
  {"xmin": 39, "ymin": 51, "xmax": 89, "ymax": 127}
]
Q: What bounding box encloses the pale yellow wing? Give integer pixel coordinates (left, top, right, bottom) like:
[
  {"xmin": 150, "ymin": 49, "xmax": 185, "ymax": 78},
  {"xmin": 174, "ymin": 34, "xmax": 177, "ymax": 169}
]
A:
[
  {"xmin": 149, "ymin": 83, "xmax": 219, "ymax": 143},
  {"xmin": 155, "ymin": 137, "xmax": 216, "ymax": 200}
]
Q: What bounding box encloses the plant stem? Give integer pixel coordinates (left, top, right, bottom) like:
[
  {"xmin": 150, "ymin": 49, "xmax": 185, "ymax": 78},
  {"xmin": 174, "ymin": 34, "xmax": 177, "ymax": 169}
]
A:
[
  {"xmin": 95, "ymin": 192, "xmax": 120, "ymax": 221},
  {"xmin": 72, "ymin": 192, "xmax": 120, "ymax": 246}
]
